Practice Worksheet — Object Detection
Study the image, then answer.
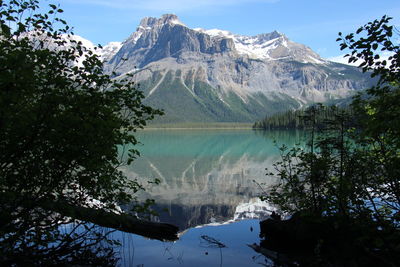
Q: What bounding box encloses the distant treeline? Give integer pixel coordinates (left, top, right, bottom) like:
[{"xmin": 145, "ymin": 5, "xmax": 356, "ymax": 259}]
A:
[{"xmin": 253, "ymin": 105, "xmax": 354, "ymax": 130}]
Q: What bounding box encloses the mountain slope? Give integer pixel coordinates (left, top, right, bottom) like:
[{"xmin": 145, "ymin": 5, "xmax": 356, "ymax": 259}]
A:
[{"xmin": 102, "ymin": 14, "xmax": 373, "ymax": 123}]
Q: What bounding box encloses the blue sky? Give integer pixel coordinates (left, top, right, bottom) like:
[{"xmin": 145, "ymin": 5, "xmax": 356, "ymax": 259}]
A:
[{"xmin": 57, "ymin": 0, "xmax": 400, "ymax": 58}]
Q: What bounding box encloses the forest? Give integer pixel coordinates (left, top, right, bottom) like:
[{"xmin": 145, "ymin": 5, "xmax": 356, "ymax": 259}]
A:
[{"xmin": 253, "ymin": 105, "xmax": 354, "ymax": 130}]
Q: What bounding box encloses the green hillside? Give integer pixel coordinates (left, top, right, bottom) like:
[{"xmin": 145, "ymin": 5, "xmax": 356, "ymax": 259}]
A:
[{"xmin": 139, "ymin": 70, "xmax": 301, "ymax": 124}]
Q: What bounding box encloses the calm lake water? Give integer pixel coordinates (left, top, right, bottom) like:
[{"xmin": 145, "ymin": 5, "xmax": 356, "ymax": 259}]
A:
[{"xmin": 115, "ymin": 129, "xmax": 303, "ymax": 267}]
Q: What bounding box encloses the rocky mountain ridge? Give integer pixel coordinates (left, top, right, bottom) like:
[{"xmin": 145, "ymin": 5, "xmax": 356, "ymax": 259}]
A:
[{"xmin": 93, "ymin": 14, "xmax": 373, "ymax": 123}]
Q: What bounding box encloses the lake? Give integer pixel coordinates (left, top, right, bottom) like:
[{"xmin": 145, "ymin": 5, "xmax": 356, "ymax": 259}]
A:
[{"xmin": 115, "ymin": 129, "xmax": 303, "ymax": 266}]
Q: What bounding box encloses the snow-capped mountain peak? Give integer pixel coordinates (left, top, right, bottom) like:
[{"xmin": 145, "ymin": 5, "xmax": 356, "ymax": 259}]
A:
[
  {"xmin": 193, "ymin": 25, "xmax": 323, "ymax": 63},
  {"xmin": 98, "ymin": 14, "xmax": 372, "ymax": 124},
  {"xmin": 139, "ymin": 14, "xmax": 185, "ymax": 29},
  {"xmin": 114, "ymin": 14, "xmax": 324, "ymax": 64}
]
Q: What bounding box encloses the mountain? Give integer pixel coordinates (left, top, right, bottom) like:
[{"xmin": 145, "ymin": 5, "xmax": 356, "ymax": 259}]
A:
[{"xmin": 100, "ymin": 14, "xmax": 374, "ymax": 123}]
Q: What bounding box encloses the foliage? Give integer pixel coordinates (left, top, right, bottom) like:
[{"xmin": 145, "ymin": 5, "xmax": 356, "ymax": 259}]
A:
[
  {"xmin": 253, "ymin": 105, "xmax": 354, "ymax": 130},
  {"xmin": 338, "ymin": 15, "xmax": 400, "ymax": 224},
  {"xmin": 0, "ymin": 0, "xmax": 161, "ymax": 263},
  {"xmin": 262, "ymin": 16, "xmax": 400, "ymax": 264},
  {"xmin": 264, "ymin": 105, "xmax": 358, "ymax": 217}
]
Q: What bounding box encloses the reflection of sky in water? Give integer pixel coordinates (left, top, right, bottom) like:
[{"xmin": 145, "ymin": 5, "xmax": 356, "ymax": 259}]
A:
[
  {"xmin": 113, "ymin": 220, "xmax": 266, "ymax": 267},
  {"xmin": 115, "ymin": 130, "xmax": 303, "ymax": 266}
]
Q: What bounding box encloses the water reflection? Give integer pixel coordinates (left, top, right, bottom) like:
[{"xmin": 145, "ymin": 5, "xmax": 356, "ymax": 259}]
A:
[
  {"xmin": 113, "ymin": 219, "xmax": 264, "ymax": 267},
  {"xmin": 122, "ymin": 129, "xmax": 303, "ymax": 230}
]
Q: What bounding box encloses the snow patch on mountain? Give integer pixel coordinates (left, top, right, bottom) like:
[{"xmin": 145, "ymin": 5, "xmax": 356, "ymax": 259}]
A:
[
  {"xmin": 233, "ymin": 198, "xmax": 276, "ymax": 220},
  {"xmin": 63, "ymin": 34, "xmax": 96, "ymax": 50},
  {"xmin": 59, "ymin": 35, "xmax": 123, "ymax": 65},
  {"xmin": 234, "ymin": 35, "xmax": 281, "ymax": 59},
  {"xmin": 194, "ymin": 28, "xmax": 235, "ymax": 38},
  {"xmin": 192, "ymin": 198, "xmax": 275, "ymax": 229},
  {"xmin": 99, "ymin": 41, "xmax": 122, "ymax": 62},
  {"xmin": 169, "ymin": 18, "xmax": 186, "ymax": 26},
  {"xmin": 193, "ymin": 27, "xmax": 325, "ymax": 64}
]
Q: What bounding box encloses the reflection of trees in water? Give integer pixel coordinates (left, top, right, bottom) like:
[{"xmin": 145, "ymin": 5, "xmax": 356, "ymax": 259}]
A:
[
  {"xmin": 0, "ymin": 202, "xmax": 119, "ymax": 265},
  {"xmin": 0, "ymin": 211, "xmax": 119, "ymax": 266},
  {"xmin": 163, "ymin": 243, "xmax": 184, "ymax": 264},
  {"xmin": 253, "ymin": 129, "xmax": 306, "ymax": 146},
  {"xmin": 0, "ymin": 197, "xmax": 118, "ymax": 266},
  {"xmin": 201, "ymin": 235, "xmax": 226, "ymax": 267}
]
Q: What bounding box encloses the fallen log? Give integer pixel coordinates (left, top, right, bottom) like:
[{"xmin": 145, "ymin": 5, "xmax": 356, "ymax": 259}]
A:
[
  {"xmin": 0, "ymin": 192, "xmax": 179, "ymax": 241},
  {"xmin": 45, "ymin": 200, "xmax": 179, "ymax": 241}
]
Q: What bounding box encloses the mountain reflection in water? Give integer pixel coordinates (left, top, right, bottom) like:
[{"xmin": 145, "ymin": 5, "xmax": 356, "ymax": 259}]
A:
[
  {"xmin": 115, "ymin": 129, "xmax": 303, "ymax": 266},
  {"xmin": 122, "ymin": 129, "xmax": 303, "ymax": 230}
]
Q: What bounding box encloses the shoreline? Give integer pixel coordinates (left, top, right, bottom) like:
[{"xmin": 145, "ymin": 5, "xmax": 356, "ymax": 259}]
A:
[{"xmin": 143, "ymin": 122, "xmax": 254, "ymax": 130}]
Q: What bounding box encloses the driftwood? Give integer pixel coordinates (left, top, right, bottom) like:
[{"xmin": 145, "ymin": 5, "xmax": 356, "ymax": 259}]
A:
[
  {"xmin": 45, "ymin": 201, "xmax": 179, "ymax": 241},
  {"xmin": 0, "ymin": 193, "xmax": 179, "ymax": 241}
]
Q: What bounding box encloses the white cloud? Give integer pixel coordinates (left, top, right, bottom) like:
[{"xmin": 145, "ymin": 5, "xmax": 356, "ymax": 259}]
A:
[{"xmin": 65, "ymin": 0, "xmax": 279, "ymax": 11}]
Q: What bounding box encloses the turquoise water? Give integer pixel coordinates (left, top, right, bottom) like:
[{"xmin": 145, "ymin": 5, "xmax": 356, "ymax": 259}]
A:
[{"xmin": 117, "ymin": 129, "xmax": 303, "ymax": 266}]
